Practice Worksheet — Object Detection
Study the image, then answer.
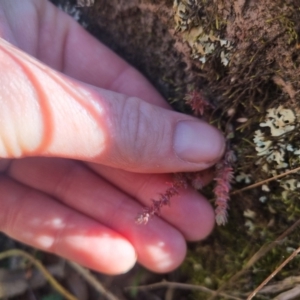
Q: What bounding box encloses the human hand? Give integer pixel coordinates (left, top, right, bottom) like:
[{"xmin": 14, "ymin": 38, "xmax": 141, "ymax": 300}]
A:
[{"xmin": 0, "ymin": 0, "xmax": 225, "ymax": 274}]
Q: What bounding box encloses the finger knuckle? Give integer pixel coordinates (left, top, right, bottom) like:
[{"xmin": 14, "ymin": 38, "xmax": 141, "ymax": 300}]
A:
[{"xmin": 119, "ymin": 98, "xmax": 164, "ymax": 166}]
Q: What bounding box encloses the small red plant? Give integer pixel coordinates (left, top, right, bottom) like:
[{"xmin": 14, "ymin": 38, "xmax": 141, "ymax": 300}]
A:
[
  {"xmin": 136, "ymin": 172, "xmax": 209, "ymax": 224},
  {"xmin": 184, "ymin": 90, "xmax": 214, "ymax": 117},
  {"xmin": 136, "ymin": 89, "xmax": 234, "ymax": 226},
  {"xmin": 136, "ymin": 159, "xmax": 234, "ymax": 225},
  {"xmin": 213, "ymin": 149, "xmax": 235, "ymax": 225},
  {"xmin": 136, "ymin": 174, "xmax": 188, "ymax": 224}
]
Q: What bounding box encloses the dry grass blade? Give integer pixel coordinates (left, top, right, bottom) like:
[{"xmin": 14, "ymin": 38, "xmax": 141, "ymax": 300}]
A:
[
  {"xmin": 125, "ymin": 280, "xmax": 243, "ymax": 300},
  {"xmin": 208, "ymin": 219, "xmax": 300, "ymax": 300},
  {"xmin": 273, "ymin": 285, "xmax": 300, "ymax": 300},
  {"xmin": 247, "ymin": 246, "xmax": 300, "ymax": 300},
  {"xmin": 0, "ymin": 249, "xmax": 77, "ymax": 300},
  {"xmin": 259, "ymin": 276, "xmax": 300, "ymax": 294},
  {"xmin": 67, "ymin": 261, "xmax": 119, "ymax": 300},
  {"xmin": 231, "ymin": 166, "xmax": 300, "ymax": 195}
]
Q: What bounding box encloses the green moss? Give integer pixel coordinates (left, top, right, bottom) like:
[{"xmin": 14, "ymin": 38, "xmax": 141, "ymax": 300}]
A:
[{"xmin": 83, "ymin": 0, "xmax": 300, "ymax": 298}]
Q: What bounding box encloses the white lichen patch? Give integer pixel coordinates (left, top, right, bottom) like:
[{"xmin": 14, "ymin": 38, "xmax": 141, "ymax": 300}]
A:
[
  {"xmin": 262, "ymin": 163, "xmax": 269, "ymax": 173},
  {"xmin": 294, "ymin": 149, "xmax": 300, "ymax": 155},
  {"xmin": 275, "ymin": 162, "xmax": 289, "ymax": 169},
  {"xmin": 243, "ymin": 209, "xmax": 256, "ymax": 219},
  {"xmin": 173, "ymin": 0, "xmax": 198, "ymax": 32},
  {"xmin": 253, "ymin": 107, "xmax": 298, "ymax": 166},
  {"xmin": 255, "ymin": 139, "xmax": 273, "ymax": 156},
  {"xmin": 182, "ymin": 28, "xmax": 233, "ymax": 66},
  {"xmin": 266, "ymin": 148, "xmax": 285, "ymax": 164},
  {"xmin": 286, "ymin": 247, "xmax": 296, "ymax": 253},
  {"xmin": 259, "ymin": 196, "xmax": 267, "ymax": 203},
  {"xmin": 235, "ymin": 172, "xmax": 252, "ymax": 184},
  {"xmin": 262, "ymin": 184, "xmax": 270, "ymax": 192},
  {"xmin": 260, "ymin": 106, "xmax": 296, "ymax": 137},
  {"xmin": 280, "ymin": 179, "xmax": 300, "ymax": 191},
  {"xmin": 253, "ymin": 106, "xmax": 300, "ymax": 207},
  {"xmin": 245, "ymin": 220, "xmax": 255, "ymax": 233},
  {"xmin": 173, "ymin": 0, "xmax": 191, "ymax": 32},
  {"xmin": 173, "ymin": 0, "xmax": 233, "ymax": 66}
]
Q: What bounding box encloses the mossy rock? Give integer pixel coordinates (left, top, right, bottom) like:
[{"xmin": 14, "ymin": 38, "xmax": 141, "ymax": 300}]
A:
[{"xmin": 56, "ymin": 0, "xmax": 300, "ymax": 298}]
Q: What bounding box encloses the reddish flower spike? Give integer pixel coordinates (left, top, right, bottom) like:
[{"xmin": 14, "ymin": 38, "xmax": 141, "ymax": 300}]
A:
[
  {"xmin": 136, "ymin": 174, "xmax": 188, "ymax": 225},
  {"xmin": 213, "ymin": 150, "xmax": 234, "ymax": 226}
]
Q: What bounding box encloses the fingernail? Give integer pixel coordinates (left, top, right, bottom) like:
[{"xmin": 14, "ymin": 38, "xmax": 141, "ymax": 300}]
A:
[{"xmin": 174, "ymin": 120, "xmax": 225, "ymax": 163}]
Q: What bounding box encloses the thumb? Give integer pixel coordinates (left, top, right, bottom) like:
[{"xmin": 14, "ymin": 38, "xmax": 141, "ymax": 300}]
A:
[{"xmin": 0, "ymin": 39, "xmax": 224, "ymax": 173}]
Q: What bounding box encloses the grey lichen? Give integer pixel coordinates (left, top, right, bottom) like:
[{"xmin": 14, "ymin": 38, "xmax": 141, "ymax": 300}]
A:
[
  {"xmin": 252, "ymin": 106, "xmax": 300, "ymax": 203},
  {"xmin": 173, "ymin": 0, "xmax": 233, "ymax": 66}
]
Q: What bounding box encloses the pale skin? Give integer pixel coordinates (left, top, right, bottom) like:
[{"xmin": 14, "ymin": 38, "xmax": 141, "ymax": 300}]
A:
[{"xmin": 0, "ymin": 0, "xmax": 225, "ymax": 274}]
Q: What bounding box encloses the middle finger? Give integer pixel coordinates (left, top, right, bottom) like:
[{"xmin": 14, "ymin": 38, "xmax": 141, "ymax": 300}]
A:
[{"xmin": 8, "ymin": 157, "xmax": 186, "ymax": 273}]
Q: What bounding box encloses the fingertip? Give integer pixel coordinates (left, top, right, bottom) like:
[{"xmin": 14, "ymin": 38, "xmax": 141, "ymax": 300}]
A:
[
  {"xmin": 108, "ymin": 238, "xmax": 137, "ymax": 274},
  {"xmin": 63, "ymin": 232, "xmax": 137, "ymax": 275},
  {"xmin": 141, "ymin": 225, "xmax": 187, "ymax": 273},
  {"xmin": 174, "ymin": 120, "xmax": 225, "ymax": 166},
  {"xmin": 54, "ymin": 221, "xmax": 137, "ymax": 275},
  {"xmin": 130, "ymin": 212, "xmax": 188, "ymax": 273},
  {"xmin": 104, "ymin": 236, "xmax": 137, "ymax": 274},
  {"xmin": 0, "ymin": 176, "xmax": 137, "ymax": 275}
]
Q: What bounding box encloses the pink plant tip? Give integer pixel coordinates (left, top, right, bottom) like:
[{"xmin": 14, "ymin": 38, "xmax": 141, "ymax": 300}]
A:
[
  {"xmin": 213, "ymin": 150, "xmax": 234, "ymax": 226},
  {"xmin": 185, "ymin": 90, "xmax": 214, "ymax": 117}
]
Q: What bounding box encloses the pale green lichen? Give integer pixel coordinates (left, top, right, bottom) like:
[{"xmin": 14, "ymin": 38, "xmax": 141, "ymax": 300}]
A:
[
  {"xmin": 254, "ymin": 106, "xmax": 299, "ymax": 165},
  {"xmin": 235, "ymin": 172, "xmax": 252, "ymax": 184},
  {"xmin": 259, "ymin": 106, "xmax": 296, "ymax": 136},
  {"xmin": 251, "ymin": 106, "xmax": 300, "ymax": 206},
  {"xmin": 173, "ymin": 0, "xmax": 233, "ymax": 67}
]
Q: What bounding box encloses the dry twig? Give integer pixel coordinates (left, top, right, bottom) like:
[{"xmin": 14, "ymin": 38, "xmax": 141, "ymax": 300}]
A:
[
  {"xmin": 208, "ymin": 218, "xmax": 300, "ymax": 300},
  {"xmin": 231, "ymin": 166, "xmax": 300, "ymax": 195},
  {"xmin": 67, "ymin": 261, "xmax": 119, "ymax": 300},
  {"xmin": 0, "ymin": 262, "xmax": 64, "ymax": 298},
  {"xmin": 125, "ymin": 280, "xmax": 243, "ymax": 300},
  {"xmin": 259, "ymin": 276, "xmax": 300, "ymax": 294},
  {"xmin": 0, "ymin": 249, "xmax": 77, "ymax": 300},
  {"xmin": 273, "ymin": 285, "xmax": 300, "ymax": 300},
  {"xmin": 247, "ymin": 246, "xmax": 300, "ymax": 300}
]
